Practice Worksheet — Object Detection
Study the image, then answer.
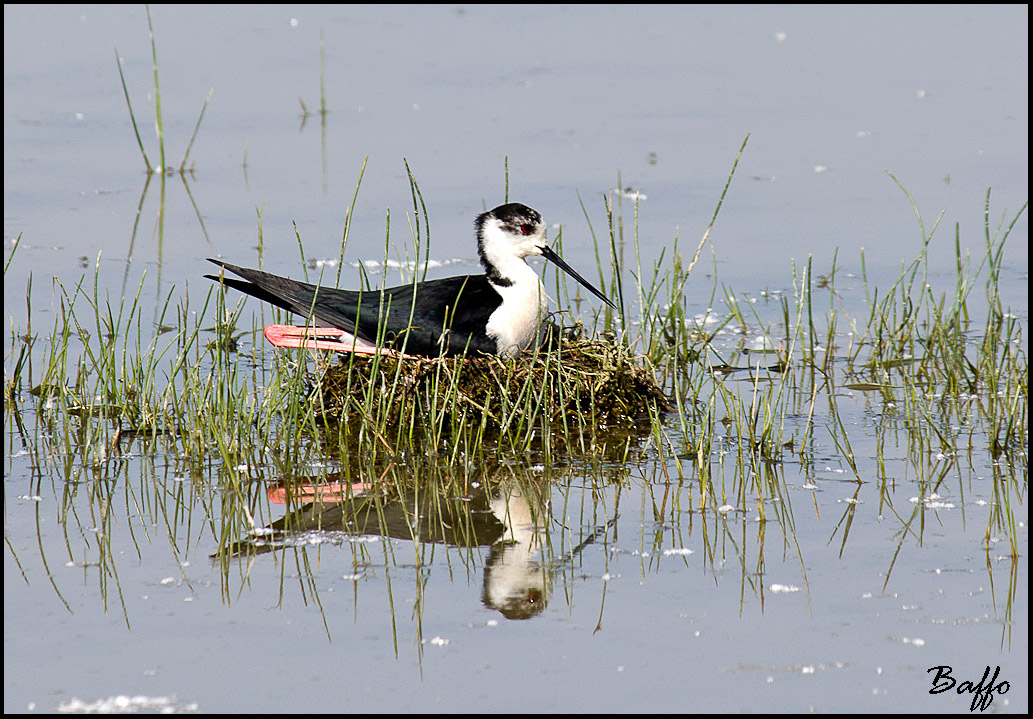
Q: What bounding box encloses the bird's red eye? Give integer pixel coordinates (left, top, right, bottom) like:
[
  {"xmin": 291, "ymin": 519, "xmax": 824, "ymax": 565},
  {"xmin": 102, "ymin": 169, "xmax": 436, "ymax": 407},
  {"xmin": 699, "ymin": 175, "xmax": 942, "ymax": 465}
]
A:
[{"xmin": 520, "ymin": 224, "xmax": 534, "ymax": 235}]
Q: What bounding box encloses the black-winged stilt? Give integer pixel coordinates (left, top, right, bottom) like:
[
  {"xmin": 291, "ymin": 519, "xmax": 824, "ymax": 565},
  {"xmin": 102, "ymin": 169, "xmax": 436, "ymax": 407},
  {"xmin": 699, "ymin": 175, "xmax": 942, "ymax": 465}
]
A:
[{"xmin": 206, "ymin": 203, "xmax": 615, "ymax": 358}]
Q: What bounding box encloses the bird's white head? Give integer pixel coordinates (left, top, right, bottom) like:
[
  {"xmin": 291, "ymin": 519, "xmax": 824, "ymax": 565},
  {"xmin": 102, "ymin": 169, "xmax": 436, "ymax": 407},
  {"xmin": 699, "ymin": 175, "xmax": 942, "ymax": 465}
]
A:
[
  {"xmin": 476, "ymin": 203, "xmax": 548, "ymax": 286},
  {"xmin": 476, "ymin": 202, "xmax": 616, "ymax": 309}
]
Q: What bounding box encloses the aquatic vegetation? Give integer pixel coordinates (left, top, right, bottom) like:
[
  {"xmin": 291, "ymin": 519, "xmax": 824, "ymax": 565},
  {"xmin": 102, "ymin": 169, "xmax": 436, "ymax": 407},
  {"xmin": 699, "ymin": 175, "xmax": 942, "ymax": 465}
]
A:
[{"xmin": 4, "ymin": 135, "xmax": 1026, "ymax": 637}]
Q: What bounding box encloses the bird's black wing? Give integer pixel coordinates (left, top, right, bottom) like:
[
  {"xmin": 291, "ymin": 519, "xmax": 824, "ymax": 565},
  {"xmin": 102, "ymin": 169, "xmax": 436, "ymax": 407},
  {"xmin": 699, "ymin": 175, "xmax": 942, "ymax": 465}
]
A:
[
  {"xmin": 362, "ymin": 275, "xmax": 502, "ymax": 356},
  {"xmin": 207, "ymin": 259, "xmax": 502, "ymax": 356},
  {"xmin": 206, "ymin": 259, "xmax": 363, "ymax": 328}
]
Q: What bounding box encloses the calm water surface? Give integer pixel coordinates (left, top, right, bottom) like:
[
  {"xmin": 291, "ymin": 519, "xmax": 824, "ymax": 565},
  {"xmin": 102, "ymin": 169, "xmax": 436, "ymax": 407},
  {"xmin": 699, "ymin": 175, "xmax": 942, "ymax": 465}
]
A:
[{"xmin": 4, "ymin": 5, "xmax": 1027, "ymax": 713}]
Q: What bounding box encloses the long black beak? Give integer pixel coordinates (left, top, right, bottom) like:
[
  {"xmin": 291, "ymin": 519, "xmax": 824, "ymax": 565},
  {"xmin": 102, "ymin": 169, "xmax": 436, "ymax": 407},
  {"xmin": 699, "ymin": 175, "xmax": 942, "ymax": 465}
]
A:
[{"xmin": 540, "ymin": 246, "xmax": 617, "ymax": 310}]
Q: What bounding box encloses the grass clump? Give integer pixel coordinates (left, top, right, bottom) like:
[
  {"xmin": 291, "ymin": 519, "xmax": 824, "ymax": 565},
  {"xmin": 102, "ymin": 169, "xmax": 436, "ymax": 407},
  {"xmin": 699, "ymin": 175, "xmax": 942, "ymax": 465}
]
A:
[{"xmin": 307, "ymin": 323, "xmax": 669, "ymax": 432}]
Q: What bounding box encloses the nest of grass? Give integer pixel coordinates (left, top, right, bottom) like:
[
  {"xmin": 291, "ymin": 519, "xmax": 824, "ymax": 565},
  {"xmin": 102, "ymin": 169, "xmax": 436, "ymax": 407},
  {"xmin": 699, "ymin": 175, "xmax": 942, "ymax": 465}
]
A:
[{"xmin": 307, "ymin": 324, "xmax": 670, "ymax": 431}]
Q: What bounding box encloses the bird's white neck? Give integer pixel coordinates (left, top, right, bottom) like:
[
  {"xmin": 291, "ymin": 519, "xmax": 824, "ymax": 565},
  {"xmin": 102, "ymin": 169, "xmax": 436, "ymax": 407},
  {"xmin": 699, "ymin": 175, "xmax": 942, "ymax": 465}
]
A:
[
  {"xmin": 476, "ymin": 212, "xmax": 552, "ymax": 357},
  {"xmin": 484, "ymin": 262, "xmax": 548, "ymax": 358}
]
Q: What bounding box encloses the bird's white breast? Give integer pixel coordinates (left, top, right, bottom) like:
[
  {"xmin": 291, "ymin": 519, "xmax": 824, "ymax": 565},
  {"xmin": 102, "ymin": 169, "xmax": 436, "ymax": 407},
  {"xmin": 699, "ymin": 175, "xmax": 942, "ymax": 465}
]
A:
[{"xmin": 485, "ymin": 267, "xmax": 548, "ymax": 358}]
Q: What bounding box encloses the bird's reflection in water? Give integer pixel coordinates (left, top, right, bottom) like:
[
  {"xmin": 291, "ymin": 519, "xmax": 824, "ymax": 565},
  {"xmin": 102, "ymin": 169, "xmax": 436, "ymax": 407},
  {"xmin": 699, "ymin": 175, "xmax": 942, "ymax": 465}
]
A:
[
  {"xmin": 219, "ymin": 466, "xmax": 552, "ymax": 619},
  {"xmin": 483, "ymin": 481, "xmax": 551, "ymax": 619}
]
